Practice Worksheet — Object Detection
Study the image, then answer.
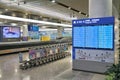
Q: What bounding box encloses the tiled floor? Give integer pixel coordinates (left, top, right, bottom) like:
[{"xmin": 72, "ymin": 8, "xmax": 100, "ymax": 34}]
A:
[{"xmin": 0, "ymin": 53, "xmax": 105, "ymax": 80}]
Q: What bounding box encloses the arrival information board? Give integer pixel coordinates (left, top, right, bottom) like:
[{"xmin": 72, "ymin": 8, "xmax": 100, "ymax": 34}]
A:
[
  {"xmin": 73, "ymin": 17, "xmax": 114, "ymax": 50},
  {"xmin": 98, "ymin": 25, "xmax": 113, "ymax": 49},
  {"xmin": 73, "ymin": 27, "xmax": 85, "ymax": 47}
]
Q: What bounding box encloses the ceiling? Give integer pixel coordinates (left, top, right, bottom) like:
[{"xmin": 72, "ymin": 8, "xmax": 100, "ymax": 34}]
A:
[
  {"xmin": 25, "ymin": 0, "xmax": 88, "ymax": 19},
  {"xmin": 0, "ymin": 0, "xmax": 119, "ymax": 27},
  {"xmin": 0, "ymin": 0, "xmax": 88, "ymax": 21}
]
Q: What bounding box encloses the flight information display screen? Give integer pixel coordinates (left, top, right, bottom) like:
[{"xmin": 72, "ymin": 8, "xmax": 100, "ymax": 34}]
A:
[
  {"xmin": 73, "ymin": 25, "xmax": 114, "ymax": 49},
  {"xmin": 73, "ymin": 27, "xmax": 85, "ymax": 47}
]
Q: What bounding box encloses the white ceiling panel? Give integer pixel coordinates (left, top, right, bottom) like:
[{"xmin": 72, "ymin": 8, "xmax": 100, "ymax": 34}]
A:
[{"xmin": 0, "ymin": 0, "xmax": 88, "ymax": 21}]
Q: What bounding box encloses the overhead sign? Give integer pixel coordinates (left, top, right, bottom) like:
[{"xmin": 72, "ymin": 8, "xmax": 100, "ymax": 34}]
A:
[{"xmin": 73, "ymin": 17, "xmax": 114, "ymax": 26}]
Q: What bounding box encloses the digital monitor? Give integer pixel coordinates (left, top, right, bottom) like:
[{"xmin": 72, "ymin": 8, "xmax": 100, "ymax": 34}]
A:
[
  {"xmin": 2, "ymin": 26, "xmax": 20, "ymax": 38},
  {"xmin": 73, "ymin": 24, "xmax": 114, "ymax": 49},
  {"xmin": 28, "ymin": 25, "xmax": 39, "ymax": 31},
  {"xmin": 32, "ymin": 25, "xmax": 39, "ymax": 31},
  {"xmin": 73, "ymin": 27, "xmax": 85, "ymax": 47}
]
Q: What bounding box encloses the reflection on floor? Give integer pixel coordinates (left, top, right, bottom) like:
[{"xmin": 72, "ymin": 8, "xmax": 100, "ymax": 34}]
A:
[{"xmin": 0, "ymin": 53, "xmax": 105, "ymax": 80}]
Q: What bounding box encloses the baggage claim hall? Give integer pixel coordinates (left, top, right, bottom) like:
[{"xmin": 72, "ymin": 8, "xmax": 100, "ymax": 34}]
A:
[{"xmin": 0, "ymin": 0, "xmax": 120, "ymax": 80}]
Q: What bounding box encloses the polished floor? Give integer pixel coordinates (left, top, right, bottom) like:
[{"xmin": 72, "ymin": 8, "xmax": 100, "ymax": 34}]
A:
[{"xmin": 0, "ymin": 53, "xmax": 105, "ymax": 80}]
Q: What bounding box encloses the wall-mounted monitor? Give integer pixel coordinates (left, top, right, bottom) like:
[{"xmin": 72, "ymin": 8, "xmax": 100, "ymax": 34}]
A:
[
  {"xmin": 28, "ymin": 25, "xmax": 39, "ymax": 31},
  {"xmin": 0, "ymin": 26, "xmax": 21, "ymax": 42},
  {"xmin": 2, "ymin": 26, "xmax": 20, "ymax": 38}
]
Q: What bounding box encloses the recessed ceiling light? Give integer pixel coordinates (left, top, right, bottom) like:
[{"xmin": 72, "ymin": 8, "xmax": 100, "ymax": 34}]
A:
[
  {"xmin": 52, "ymin": 0, "xmax": 55, "ymax": 3},
  {"xmin": 12, "ymin": 13, "xmax": 16, "ymax": 17},
  {"xmin": 68, "ymin": 7, "xmax": 71, "ymax": 9},
  {"xmin": 79, "ymin": 12, "xmax": 81, "ymax": 14},
  {"xmin": 5, "ymin": 9, "xmax": 8, "ymax": 11},
  {"xmin": 15, "ymin": 69, "xmax": 18, "ymax": 73},
  {"xmin": 71, "ymin": 17, "xmax": 77, "ymax": 20},
  {"xmin": 25, "ymin": 13, "xmax": 28, "ymax": 15},
  {"xmin": 86, "ymin": 14, "xmax": 88, "ymax": 17}
]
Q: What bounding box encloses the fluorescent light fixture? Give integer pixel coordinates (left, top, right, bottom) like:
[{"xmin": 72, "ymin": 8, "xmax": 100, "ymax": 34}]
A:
[
  {"xmin": 11, "ymin": 23, "xmax": 17, "ymax": 26},
  {"xmin": 41, "ymin": 26, "xmax": 46, "ymax": 29},
  {"xmin": 39, "ymin": 29, "xmax": 57, "ymax": 31},
  {"xmin": 64, "ymin": 28, "xmax": 72, "ymax": 31},
  {"xmin": 0, "ymin": 74, "xmax": 2, "ymax": 78},
  {"xmin": 0, "ymin": 15, "xmax": 72, "ymax": 27}
]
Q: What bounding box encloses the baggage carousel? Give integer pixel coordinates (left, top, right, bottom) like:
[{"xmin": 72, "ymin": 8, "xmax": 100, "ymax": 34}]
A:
[{"xmin": 0, "ymin": 38, "xmax": 72, "ymax": 55}]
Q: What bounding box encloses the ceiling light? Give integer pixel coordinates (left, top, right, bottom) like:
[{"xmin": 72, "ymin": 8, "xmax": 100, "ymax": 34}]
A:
[
  {"xmin": 64, "ymin": 28, "xmax": 72, "ymax": 31},
  {"xmin": 12, "ymin": 13, "xmax": 16, "ymax": 17},
  {"xmin": 0, "ymin": 74, "xmax": 2, "ymax": 78},
  {"xmin": 11, "ymin": 23, "xmax": 17, "ymax": 26},
  {"xmin": 0, "ymin": 15, "xmax": 72, "ymax": 27},
  {"xmin": 5, "ymin": 9, "xmax": 8, "ymax": 11},
  {"xmin": 15, "ymin": 69, "xmax": 18, "ymax": 73},
  {"xmin": 68, "ymin": 7, "xmax": 71, "ymax": 9},
  {"xmin": 40, "ymin": 29, "xmax": 57, "ymax": 31},
  {"xmin": 41, "ymin": 26, "xmax": 46, "ymax": 29},
  {"xmin": 79, "ymin": 12, "xmax": 81, "ymax": 14},
  {"xmin": 86, "ymin": 14, "xmax": 88, "ymax": 17},
  {"xmin": 71, "ymin": 17, "xmax": 77, "ymax": 20},
  {"xmin": 25, "ymin": 13, "xmax": 28, "ymax": 15},
  {"xmin": 0, "ymin": 22, "xmax": 3, "ymax": 24},
  {"xmin": 52, "ymin": 0, "xmax": 55, "ymax": 3}
]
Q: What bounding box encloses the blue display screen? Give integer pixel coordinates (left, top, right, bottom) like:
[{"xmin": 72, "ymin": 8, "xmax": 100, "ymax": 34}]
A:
[
  {"xmin": 28, "ymin": 25, "xmax": 39, "ymax": 31},
  {"xmin": 73, "ymin": 25, "xmax": 114, "ymax": 49},
  {"xmin": 73, "ymin": 27, "xmax": 85, "ymax": 47},
  {"xmin": 85, "ymin": 26, "xmax": 98, "ymax": 48},
  {"xmin": 98, "ymin": 25, "xmax": 113, "ymax": 49},
  {"xmin": 32, "ymin": 25, "xmax": 39, "ymax": 31}
]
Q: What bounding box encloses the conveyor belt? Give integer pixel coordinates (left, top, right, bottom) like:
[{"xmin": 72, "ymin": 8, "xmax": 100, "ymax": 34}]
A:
[{"xmin": 0, "ymin": 39, "xmax": 72, "ymax": 50}]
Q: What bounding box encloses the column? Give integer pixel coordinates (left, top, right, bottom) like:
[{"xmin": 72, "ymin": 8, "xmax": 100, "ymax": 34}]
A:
[
  {"xmin": 22, "ymin": 24, "xmax": 28, "ymax": 37},
  {"xmin": 57, "ymin": 26, "xmax": 64, "ymax": 38},
  {"xmin": 89, "ymin": 0, "xmax": 119, "ymax": 64},
  {"xmin": 22, "ymin": 14, "xmax": 29, "ymax": 38},
  {"xmin": 89, "ymin": 0, "xmax": 112, "ymax": 18}
]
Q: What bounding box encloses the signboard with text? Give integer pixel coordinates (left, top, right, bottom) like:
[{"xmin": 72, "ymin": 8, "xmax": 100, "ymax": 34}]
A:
[{"xmin": 72, "ymin": 17, "xmax": 114, "ymax": 63}]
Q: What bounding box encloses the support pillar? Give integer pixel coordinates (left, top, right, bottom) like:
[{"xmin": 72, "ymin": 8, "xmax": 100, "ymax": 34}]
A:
[
  {"xmin": 22, "ymin": 24, "xmax": 28, "ymax": 37},
  {"xmin": 57, "ymin": 27, "xmax": 64, "ymax": 38},
  {"xmin": 21, "ymin": 24, "xmax": 29, "ymax": 41},
  {"xmin": 22, "ymin": 14, "xmax": 29, "ymax": 40},
  {"xmin": 89, "ymin": 0, "xmax": 112, "ymax": 18}
]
